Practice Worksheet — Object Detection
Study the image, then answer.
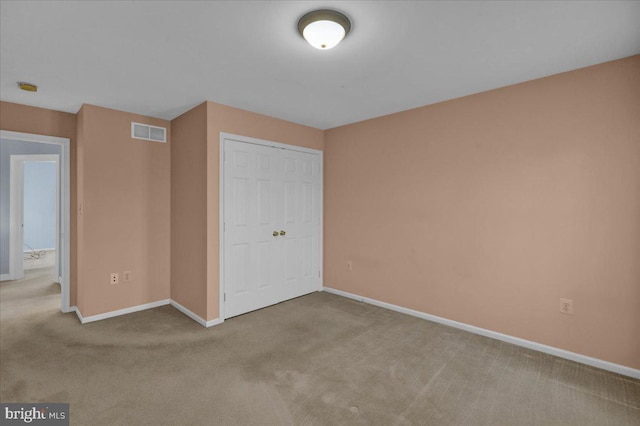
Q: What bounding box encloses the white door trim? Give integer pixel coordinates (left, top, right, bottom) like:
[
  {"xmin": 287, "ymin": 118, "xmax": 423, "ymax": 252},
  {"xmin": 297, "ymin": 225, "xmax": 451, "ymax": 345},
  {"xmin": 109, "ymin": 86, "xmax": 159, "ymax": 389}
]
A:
[
  {"xmin": 8, "ymin": 156, "xmax": 25, "ymax": 281},
  {"xmin": 219, "ymin": 132, "xmax": 323, "ymax": 321},
  {"xmin": 1, "ymin": 130, "xmax": 72, "ymax": 313}
]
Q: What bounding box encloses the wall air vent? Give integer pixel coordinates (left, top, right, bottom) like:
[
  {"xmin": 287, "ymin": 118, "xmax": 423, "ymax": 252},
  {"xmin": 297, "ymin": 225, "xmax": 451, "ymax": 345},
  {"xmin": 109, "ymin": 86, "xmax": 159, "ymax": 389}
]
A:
[{"xmin": 131, "ymin": 122, "xmax": 166, "ymax": 143}]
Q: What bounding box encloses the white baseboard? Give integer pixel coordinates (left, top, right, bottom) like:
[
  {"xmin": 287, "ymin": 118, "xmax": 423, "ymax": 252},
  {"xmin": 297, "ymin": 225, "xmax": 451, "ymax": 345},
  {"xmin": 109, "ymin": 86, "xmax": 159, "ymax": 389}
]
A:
[
  {"xmin": 74, "ymin": 299, "xmax": 170, "ymax": 324},
  {"xmin": 73, "ymin": 306, "xmax": 83, "ymax": 323},
  {"xmin": 24, "ymin": 248, "xmax": 56, "ymax": 270},
  {"xmin": 322, "ymin": 287, "xmax": 640, "ymax": 380},
  {"xmin": 206, "ymin": 317, "xmax": 224, "ymax": 327},
  {"xmin": 61, "ymin": 304, "xmax": 75, "ymax": 314},
  {"xmin": 0, "ymin": 273, "xmax": 17, "ymax": 281},
  {"xmin": 170, "ymin": 299, "xmax": 224, "ymax": 327},
  {"xmin": 70, "ymin": 298, "xmax": 224, "ymax": 328}
]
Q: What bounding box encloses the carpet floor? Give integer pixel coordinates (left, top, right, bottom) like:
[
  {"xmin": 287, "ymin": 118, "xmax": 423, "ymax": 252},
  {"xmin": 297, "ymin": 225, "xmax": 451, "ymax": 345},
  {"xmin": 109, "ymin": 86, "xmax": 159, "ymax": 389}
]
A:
[{"xmin": 1, "ymin": 267, "xmax": 639, "ymax": 425}]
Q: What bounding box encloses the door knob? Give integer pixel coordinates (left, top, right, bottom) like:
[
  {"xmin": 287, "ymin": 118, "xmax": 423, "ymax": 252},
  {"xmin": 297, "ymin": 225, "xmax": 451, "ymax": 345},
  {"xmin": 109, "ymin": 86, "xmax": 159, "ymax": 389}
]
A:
[
  {"xmin": 280, "ymin": 230, "xmax": 286, "ymax": 236},
  {"xmin": 273, "ymin": 231, "xmax": 279, "ymax": 237}
]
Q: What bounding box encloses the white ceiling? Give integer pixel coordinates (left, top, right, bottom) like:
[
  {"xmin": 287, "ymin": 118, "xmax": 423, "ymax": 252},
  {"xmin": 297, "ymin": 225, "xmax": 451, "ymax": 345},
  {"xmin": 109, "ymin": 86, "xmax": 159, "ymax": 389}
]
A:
[{"xmin": 1, "ymin": 1, "xmax": 639, "ymax": 130}]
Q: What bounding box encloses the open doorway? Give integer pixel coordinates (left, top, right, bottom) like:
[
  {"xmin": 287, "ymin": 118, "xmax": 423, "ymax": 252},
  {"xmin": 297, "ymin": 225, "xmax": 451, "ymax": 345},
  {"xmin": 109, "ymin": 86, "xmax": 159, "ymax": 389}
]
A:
[
  {"xmin": 12, "ymin": 155, "xmax": 59, "ymax": 273},
  {"xmin": 0, "ymin": 131, "xmax": 71, "ymax": 313}
]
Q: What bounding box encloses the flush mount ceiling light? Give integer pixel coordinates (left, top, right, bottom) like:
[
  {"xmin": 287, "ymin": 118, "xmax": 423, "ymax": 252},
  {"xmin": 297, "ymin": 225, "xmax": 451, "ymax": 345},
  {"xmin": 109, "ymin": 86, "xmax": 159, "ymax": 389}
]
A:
[
  {"xmin": 17, "ymin": 82, "xmax": 38, "ymax": 92},
  {"xmin": 297, "ymin": 9, "xmax": 351, "ymax": 50}
]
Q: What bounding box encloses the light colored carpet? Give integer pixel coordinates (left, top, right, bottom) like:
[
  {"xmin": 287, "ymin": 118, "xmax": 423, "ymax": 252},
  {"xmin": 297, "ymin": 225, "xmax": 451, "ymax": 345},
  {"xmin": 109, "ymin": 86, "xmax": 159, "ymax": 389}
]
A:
[{"xmin": 1, "ymin": 267, "xmax": 639, "ymax": 425}]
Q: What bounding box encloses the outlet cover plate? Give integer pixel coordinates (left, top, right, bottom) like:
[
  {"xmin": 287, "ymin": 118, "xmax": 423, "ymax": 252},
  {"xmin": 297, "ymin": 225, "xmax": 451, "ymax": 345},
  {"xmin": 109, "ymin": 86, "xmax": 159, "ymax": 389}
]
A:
[{"xmin": 560, "ymin": 298, "xmax": 573, "ymax": 314}]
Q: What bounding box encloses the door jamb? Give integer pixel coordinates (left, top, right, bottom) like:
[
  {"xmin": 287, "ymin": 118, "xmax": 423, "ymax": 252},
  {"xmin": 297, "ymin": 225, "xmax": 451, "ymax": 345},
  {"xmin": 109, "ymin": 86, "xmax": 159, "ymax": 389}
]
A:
[
  {"xmin": 1, "ymin": 130, "xmax": 72, "ymax": 313},
  {"xmin": 219, "ymin": 132, "xmax": 323, "ymax": 321}
]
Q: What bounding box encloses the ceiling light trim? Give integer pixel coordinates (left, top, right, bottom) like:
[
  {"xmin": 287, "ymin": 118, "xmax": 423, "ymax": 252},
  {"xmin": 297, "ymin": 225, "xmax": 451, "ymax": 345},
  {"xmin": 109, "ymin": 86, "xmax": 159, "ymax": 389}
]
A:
[{"xmin": 297, "ymin": 9, "xmax": 351, "ymax": 50}]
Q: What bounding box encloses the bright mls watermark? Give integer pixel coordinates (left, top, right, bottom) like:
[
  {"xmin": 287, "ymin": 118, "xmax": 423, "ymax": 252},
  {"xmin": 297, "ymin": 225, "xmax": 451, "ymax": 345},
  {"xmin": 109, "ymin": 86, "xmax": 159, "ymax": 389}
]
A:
[{"xmin": 1, "ymin": 403, "xmax": 68, "ymax": 425}]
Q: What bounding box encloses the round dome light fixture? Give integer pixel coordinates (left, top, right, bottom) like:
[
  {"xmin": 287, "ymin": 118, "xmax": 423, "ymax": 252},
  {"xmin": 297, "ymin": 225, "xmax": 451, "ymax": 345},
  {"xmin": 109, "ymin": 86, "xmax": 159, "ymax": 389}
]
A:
[{"xmin": 297, "ymin": 9, "xmax": 351, "ymax": 50}]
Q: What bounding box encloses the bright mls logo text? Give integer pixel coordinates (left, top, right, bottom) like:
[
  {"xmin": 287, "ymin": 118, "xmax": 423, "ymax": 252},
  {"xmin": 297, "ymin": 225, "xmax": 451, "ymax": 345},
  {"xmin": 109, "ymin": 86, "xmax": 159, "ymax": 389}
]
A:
[{"xmin": 1, "ymin": 403, "xmax": 69, "ymax": 425}]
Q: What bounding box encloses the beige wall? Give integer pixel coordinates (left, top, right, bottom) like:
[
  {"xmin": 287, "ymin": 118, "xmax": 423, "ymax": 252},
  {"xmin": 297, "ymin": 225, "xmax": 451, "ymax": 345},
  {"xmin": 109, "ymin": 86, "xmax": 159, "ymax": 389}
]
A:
[
  {"xmin": 170, "ymin": 102, "xmax": 208, "ymax": 318},
  {"xmin": 324, "ymin": 55, "xmax": 640, "ymax": 369},
  {"xmin": 0, "ymin": 101, "xmax": 78, "ymax": 306},
  {"xmin": 76, "ymin": 104, "xmax": 171, "ymax": 316},
  {"xmin": 205, "ymin": 101, "xmax": 324, "ymax": 320}
]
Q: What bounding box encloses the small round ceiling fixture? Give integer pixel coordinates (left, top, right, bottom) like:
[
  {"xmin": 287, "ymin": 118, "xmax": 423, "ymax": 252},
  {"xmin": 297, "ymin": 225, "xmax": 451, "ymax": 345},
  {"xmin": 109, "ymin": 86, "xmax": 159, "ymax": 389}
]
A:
[
  {"xmin": 17, "ymin": 82, "xmax": 38, "ymax": 92},
  {"xmin": 297, "ymin": 9, "xmax": 351, "ymax": 50}
]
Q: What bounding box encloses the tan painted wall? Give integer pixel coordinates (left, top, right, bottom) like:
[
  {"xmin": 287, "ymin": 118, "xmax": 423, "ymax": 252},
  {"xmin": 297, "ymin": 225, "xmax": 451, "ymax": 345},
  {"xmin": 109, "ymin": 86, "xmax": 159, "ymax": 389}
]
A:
[
  {"xmin": 0, "ymin": 101, "xmax": 78, "ymax": 306},
  {"xmin": 76, "ymin": 104, "xmax": 171, "ymax": 316},
  {"xmin": 324, "ymin": 55, "xmax": 640, "ymax": 369},
  {"xmin": 170, "ymin": 102, "xmax": 208, "ymax": 318},
  {"xmin": 205, "ymin": 101, "xmax": 324, "ymax": 320}
]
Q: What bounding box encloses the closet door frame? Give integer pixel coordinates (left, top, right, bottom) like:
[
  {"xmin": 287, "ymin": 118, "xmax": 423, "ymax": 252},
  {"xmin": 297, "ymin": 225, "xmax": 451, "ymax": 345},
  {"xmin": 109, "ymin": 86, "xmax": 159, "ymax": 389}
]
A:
[{"xmin": 219, "ymin": 132, "xmax": 323, "ymax": 320}]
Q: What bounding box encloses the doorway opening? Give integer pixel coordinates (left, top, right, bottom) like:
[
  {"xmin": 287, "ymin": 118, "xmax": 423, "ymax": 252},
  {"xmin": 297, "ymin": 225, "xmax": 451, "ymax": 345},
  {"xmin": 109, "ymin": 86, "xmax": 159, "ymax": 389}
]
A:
[{"xmin": 0, "ymin": 131, "xmax": 71, "ymax": 313}]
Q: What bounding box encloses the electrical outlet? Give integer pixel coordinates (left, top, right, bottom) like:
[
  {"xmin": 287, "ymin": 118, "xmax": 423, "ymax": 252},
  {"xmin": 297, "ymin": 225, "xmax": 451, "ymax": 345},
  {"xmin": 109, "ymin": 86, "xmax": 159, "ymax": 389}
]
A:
[
  {"xmin": 560, "ymin": 298, "xmax": 573, "ymax": 314},
  {"xmin": 110, "ymin": 273, "xmax": 119, "ymax": 285},
  {"xmin": 123, "ymin": 271, "xmax": 132, "ymax": 282},
  {"xmin": 347, "ymin": 261, "xmax": 353, "ymax": 271}
]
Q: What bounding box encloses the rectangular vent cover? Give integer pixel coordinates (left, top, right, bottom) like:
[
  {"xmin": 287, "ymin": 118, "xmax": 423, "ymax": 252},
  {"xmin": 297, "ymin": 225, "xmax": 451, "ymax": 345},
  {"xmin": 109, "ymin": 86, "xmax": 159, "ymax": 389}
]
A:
[{"xmin": 131, "ymin": 122, "xmax": 166, "ymax": 143}]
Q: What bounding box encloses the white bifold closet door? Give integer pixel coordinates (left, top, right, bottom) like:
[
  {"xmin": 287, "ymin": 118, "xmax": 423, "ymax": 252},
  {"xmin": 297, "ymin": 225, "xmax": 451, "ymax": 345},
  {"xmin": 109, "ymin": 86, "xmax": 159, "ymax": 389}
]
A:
[{"xmin": 223, "ymin": 138, "xmax": 321, "ymax": 318}]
